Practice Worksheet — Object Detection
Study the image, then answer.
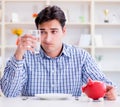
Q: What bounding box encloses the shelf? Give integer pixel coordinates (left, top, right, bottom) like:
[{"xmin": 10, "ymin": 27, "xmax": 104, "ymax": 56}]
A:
[
  {"xmin": 5, "ymin": 22, "xmax": 34, "ymax": 25},
  {"xmin": 66, "ymin": 23, "xmax": 91, "ymax": 28},
  {"xmin": 5, "ymin": 45, "xmax": 17, "ymax": 48},
  {"xmin": 75, "ymin": 45, "xmax": 92, "ymax": 49},
  {"xmin": 5, "ymin": 22, "xmax": 91, "ymax": 26},
  {"xmin": 95, "ymin": 46, "xmax": 120, "ymax": 49},
  {"xmin": 95, "ymin": 24, "xmax": 120, "ymax": 27},
  {"xmin": 50, "ymin": 0, "xmax": 91, "ymax": 2},
  {"xmin": 103, "ymin": 69, "xmax": 120, "ymax": 72},
  {"xmin": 67, "ymin": 22, "xmax": 90, "ymax": 25},
  {"xmin": 94, "ymin": 0, "xmax": 120, "ymax": 3},
  {"xmin": 4, "ymin": 0, "xmax": 46, "ymax": 2}
]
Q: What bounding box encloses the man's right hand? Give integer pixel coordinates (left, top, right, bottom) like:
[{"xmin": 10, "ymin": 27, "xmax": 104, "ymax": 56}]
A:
[{"xmin": 14, "ymin": 34, "xmax": 37, "ymax": 60}]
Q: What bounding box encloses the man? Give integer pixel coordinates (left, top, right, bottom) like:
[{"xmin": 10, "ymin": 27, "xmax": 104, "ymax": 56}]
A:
[{"xmin": 0, "ymin": 6, "xmax": 117, "ymax": 100}]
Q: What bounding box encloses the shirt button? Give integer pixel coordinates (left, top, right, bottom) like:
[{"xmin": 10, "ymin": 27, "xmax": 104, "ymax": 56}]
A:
[
  {"xmin": 51, "ymin": 84, "xmax": 54, "ymax": 87},
  {"xmin": 52, "ymin": 70, "xmax": 54, "ymax": 73}
]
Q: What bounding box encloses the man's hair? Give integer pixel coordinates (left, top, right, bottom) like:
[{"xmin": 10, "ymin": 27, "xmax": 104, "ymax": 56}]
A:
[{"xmin": 35, "ymin": 5, "xmax": 66, "ymax": 29}]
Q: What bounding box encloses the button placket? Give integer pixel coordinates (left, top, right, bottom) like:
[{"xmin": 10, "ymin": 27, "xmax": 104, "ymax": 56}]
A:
[{"xmin": 51, "ymin": 59, "xmax": 57, "ymax": 92}]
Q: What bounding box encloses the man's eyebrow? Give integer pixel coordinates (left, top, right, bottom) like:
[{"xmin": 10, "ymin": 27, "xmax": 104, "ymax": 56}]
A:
[
  {"xmin": 40, "ymin": 28, "xmax": 45, "ymax": 31},
  {"xmin": 50, "ymin": 28, "xmax": 59, "ymax": 30},
  {"xmin": 40, "ymin": 28, "xmax": 59, "ymax": 31}
]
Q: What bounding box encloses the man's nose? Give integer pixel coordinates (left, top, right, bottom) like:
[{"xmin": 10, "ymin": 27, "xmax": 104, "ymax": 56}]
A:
[{"xmin": 45, "ymin": 34, "xmax": 52, "ymax": 42}]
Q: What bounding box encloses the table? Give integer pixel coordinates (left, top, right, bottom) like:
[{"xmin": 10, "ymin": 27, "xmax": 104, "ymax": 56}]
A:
[{"xmin": 0, "ymin": 96, "xmax": 120, "ymax": 107}]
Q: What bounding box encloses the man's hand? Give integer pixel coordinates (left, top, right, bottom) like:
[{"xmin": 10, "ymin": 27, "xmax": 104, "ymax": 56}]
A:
[
  {"xmin": 104, "ymin": 85, "xmax": 117, "ymax": 100},
  {"xmin": 14, "ymin": 34, "xmax": 37, "ymax": 60}
]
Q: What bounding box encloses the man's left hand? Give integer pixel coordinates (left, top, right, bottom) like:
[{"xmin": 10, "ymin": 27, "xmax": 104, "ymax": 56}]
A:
[{"xmin": 104, "ymin": 85, "xmax": 117, "ymax": 100}]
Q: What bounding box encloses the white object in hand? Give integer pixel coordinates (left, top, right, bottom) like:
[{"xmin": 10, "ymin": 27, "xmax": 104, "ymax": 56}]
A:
[{"xmin": 28, "ymin": 30, "xmax": 41, "ymax": 54}]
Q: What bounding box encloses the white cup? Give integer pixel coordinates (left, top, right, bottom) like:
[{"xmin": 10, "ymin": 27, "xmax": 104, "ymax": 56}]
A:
[{"xmin": 28, "ymin": 30, "xmax": 41, "ymax": 54}]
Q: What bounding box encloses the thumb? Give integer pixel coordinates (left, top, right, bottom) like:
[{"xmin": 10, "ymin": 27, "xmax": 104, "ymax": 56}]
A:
[{"xmin": 106, "ymin": 85, "xmax": 113, "ymax": 92}]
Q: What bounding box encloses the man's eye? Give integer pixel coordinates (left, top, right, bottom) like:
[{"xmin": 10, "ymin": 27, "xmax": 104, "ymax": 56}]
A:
[
  {"xmin": 41, "ymin": 31, "xmax": 46, "ymax": 35},
  {"xmin": 51, "ymin": 30, "xmax": 58, "ymax": 34}
]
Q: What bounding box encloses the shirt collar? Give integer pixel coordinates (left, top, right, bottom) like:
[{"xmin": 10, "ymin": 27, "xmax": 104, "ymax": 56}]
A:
[
  {"xmin": 40, "ymin": 43, "xmax": 71, "ymax": 59},
  {"xmin": 62, "ymin": 43, "xmax": 71, "ymax": 58}
]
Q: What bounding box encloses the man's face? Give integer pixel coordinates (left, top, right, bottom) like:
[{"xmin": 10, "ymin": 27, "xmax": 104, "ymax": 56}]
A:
[{"xmin": 38, "ymin": 19, "xmax": 66, "ymax": 56}]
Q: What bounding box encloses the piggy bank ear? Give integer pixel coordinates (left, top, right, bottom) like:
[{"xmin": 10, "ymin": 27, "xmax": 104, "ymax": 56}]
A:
[
  {"xmin": 82, "ymin": 85, "xmax": 85, "ymax": 92},
  {"xmin": 88, "ymin": 78, "xmax": 93, "ymax": 86}
]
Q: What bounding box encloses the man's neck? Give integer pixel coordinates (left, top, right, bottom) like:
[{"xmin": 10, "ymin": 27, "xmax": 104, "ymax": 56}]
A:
[{"xmin": 42, "ymin": 44, "xmax": 63, "ymax": 58}]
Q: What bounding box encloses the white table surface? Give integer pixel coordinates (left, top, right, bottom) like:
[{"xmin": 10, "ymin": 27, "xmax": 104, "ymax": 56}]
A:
[{"xmin": 0, "ymin": 96, "xmax": 120, "ymax": 107}]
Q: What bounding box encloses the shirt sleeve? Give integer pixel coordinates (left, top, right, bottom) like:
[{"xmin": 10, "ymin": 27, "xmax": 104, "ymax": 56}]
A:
[
  {"xmin": 0, "ymin": 56, "xmax": 27, "ymax": 97},
  {"xmin": 81, "ymin": 51, "xmax": 113, "ymax": 86}
]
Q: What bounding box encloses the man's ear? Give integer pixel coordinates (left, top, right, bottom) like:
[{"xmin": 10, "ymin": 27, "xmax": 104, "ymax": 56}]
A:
[{"xmin": 62, "ymin": 26, "xmax": 66, "ymax": 36}]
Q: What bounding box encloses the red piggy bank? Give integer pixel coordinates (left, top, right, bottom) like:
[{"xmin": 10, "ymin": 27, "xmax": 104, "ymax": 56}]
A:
[{"xmin": 82, "ymin": 78, "xmax": 106, "ymax": 100}]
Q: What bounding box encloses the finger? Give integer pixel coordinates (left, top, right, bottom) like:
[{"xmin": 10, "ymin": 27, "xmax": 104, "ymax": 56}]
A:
[
  {"xmin": 26, "ymin": 45, "xmax": 35, "ymax": 53},
  {"xmin": 23, "ymin": 34, "xmax": 36, "ymax": 40},
  {"xmin": 18, "ymin": 34, "xmax": 39, "ymax": 52},
  {"xmin": 21, "ymin": 38, "xmax": 36, "ymax": 48},
  {"xmin": 106, "ymin": 85, "xmax": 113, "ymax": 92},
  {"xmin": 105, "ymin": 94, "xmax": 116, "ymax": 100},
  {"xmin": 105, "ymin": 87, "xmax": 117, "ymax": 100}
]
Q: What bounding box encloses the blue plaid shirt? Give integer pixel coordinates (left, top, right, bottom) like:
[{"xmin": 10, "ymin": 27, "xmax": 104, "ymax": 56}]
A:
[{"xmin": 1, "ymin": 44, "xmax": 113, "ymax": 97}]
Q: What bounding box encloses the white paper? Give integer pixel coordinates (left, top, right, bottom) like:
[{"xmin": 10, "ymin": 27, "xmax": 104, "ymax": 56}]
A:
[{"xmin": 94, "ymin": 34, "xmax": 103, "ymax": 46}]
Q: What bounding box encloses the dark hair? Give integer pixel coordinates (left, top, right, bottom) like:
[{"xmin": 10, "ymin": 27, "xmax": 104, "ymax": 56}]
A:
[{"xmin": 35, "ymin": 5, "xmax": 66, "ymax": 28}]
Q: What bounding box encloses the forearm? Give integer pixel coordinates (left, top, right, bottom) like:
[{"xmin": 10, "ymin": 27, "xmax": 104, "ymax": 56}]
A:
[
  {"xmin": 82, "ymin": 51, "xmax": 113, "ymax": 86},
  {"xmin": 0, "ymin": 57, "xmax": 27, "ymax": 97}
]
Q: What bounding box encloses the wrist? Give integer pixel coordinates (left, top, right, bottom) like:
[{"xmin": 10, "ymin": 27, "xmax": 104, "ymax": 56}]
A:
[
  {"xmin": 14, "ymin": 53, "xmax": 24, "ymax": 60},
  {"xmin": 14, "ymin": 50, "xmax": 24, "ymax": 60}
]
